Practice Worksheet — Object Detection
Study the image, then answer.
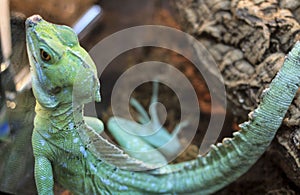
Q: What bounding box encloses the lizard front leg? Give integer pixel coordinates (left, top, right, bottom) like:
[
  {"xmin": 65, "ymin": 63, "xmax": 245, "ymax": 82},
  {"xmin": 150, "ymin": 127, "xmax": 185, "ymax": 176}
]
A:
[
  {"xmin": 32, "ymin": 128, "xmax": 55, "ymax": 195},
  {"xmin": 34, "ymin": 155, "xmax": 54, "ymax": 195}
]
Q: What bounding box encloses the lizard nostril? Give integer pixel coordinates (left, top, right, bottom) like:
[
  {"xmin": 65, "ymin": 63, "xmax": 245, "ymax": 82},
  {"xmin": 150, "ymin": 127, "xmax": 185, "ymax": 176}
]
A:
[{"xmin": 25, "ymin": 20, "xmax": 35, "ymax": 28}]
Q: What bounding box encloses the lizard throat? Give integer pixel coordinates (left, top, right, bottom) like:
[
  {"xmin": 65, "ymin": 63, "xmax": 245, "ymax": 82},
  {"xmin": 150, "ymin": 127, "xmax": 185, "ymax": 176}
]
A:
[{"xmin": 35, "ymin": 102, "xmax": 84, "ymax": 133}]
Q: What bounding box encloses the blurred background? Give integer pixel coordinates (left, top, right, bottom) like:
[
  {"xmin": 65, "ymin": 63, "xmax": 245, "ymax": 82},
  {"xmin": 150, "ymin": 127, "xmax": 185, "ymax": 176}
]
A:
[{"xmin": 1, "ymin": 0, "xmax": 299, "ymax": 194}]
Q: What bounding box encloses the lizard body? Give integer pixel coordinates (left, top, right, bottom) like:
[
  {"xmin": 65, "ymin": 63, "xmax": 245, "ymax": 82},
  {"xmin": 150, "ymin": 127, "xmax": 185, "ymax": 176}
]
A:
[{"xmin": 26, "ymin": 15, "xmax": 300, "ymax": 195}]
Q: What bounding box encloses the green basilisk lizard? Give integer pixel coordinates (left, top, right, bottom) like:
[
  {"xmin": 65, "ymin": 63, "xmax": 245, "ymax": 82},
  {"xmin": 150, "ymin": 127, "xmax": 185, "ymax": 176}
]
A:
[{"xmin": 26, "ymin": 15, "xmax": 300, "ymax": 195}]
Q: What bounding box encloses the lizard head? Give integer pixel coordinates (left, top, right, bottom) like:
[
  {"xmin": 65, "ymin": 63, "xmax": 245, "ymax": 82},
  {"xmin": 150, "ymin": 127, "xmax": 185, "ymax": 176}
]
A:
[{"xmin": 25, "ymin": 15, "xmax": 101, "ymax": 109}]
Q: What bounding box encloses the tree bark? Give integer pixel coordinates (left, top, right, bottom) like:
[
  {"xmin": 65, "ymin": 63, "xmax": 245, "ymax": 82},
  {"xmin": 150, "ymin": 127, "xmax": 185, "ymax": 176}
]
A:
[{"xmin": 175, "ymin": 0, "xmax": 300, "ymax": 190}]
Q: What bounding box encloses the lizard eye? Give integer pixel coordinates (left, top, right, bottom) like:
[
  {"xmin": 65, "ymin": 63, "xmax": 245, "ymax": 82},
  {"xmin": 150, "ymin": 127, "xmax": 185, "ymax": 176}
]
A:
[{"xmin": 40, "ymin": 49, "xmax": 51, "ymax": 62}]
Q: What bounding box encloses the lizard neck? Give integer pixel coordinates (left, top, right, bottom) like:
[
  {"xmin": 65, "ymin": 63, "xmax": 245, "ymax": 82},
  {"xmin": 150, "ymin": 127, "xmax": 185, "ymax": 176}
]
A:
[{"xmin": 34, "ymin": 101, "xmax": 84, "ymax": 133}]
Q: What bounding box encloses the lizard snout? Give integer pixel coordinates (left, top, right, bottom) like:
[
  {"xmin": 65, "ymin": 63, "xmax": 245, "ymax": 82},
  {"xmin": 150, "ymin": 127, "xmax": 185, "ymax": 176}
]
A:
[{"xmin": 26, "ymin": 15, "xmax": 42, "ymax": 28}]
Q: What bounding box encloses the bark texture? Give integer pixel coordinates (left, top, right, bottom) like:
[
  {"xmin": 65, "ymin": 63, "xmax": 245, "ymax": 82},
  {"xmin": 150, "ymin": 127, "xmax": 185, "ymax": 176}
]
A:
[{"xmin": 175, "ymin": 0, "xmax": 300, "ymax": 189}]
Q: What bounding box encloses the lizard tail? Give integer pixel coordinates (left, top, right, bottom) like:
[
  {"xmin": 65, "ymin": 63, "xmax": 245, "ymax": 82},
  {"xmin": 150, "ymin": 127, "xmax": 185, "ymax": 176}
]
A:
[
  {"xmin": 82, "ymin": 42, "xmax": 300, "ymax": 194},
  {"xmin": 150, "ymin": 41, "xmax": 300, "ymax": 194}
]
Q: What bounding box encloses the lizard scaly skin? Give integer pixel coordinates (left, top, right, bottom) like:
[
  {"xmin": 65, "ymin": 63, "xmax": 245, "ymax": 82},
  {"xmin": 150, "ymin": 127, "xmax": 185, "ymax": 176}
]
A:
[{"xmin": 26, "ymin": 15, "xmax": 300, "ymax": 195}]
